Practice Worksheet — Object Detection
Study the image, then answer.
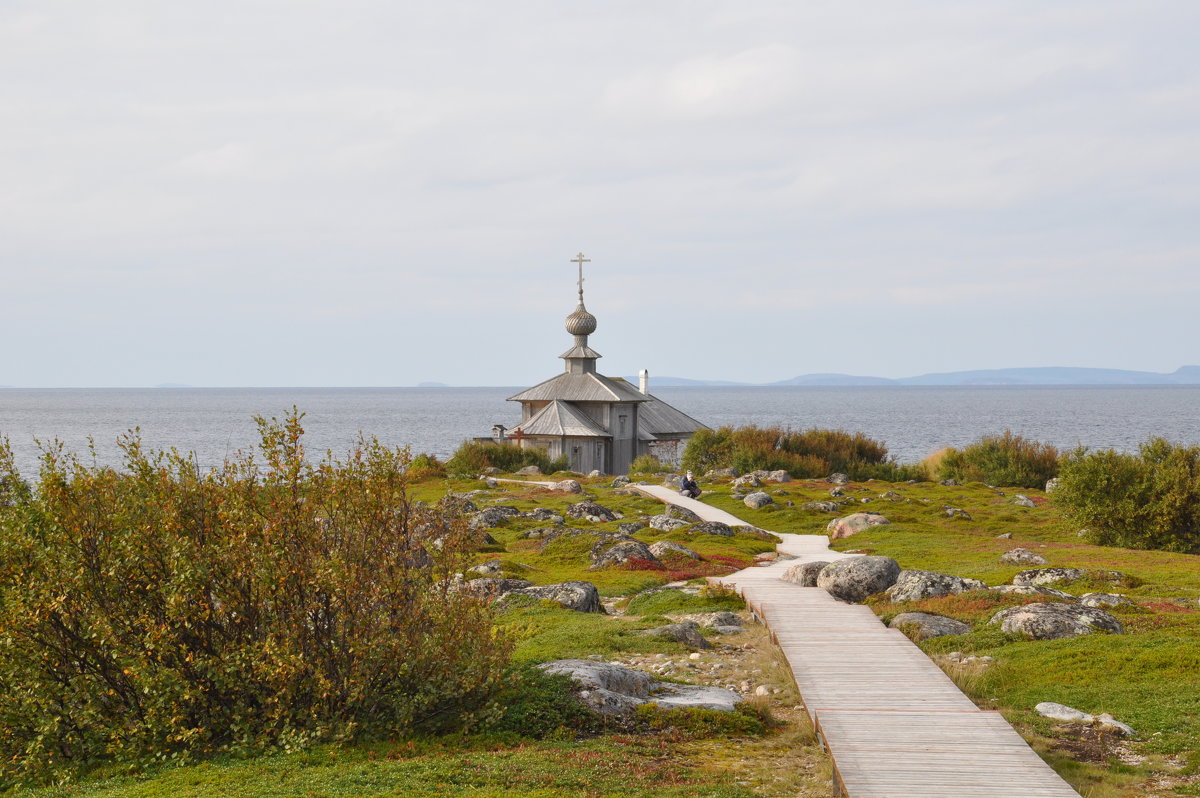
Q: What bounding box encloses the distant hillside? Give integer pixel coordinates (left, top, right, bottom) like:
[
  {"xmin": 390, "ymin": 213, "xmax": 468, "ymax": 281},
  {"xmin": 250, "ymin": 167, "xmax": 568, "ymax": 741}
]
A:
[
  {"xmin": 770, "ymin": 366, "xmax": 1200, "ymax": 387},
  {"xmin": 622, "ymin": 375, "xmax": 750, "ymax": 387}
]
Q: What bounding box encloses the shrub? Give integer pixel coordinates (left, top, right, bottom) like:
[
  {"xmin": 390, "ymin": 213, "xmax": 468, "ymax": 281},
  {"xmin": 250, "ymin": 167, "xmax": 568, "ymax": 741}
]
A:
[
  {"xmin": 937, "ymin": 431, "xmax": 1060, "ymax": 488},
  {"xmin": 484, "ymin": 666, "xmax": 601, "ymax": 739},
  {"xmin": 0, "ymin": 411, "xmax": 512, "ymax": 786},
  {"xmin": 1055, "ymin": 438, "xmax": 1200, "ymax": 553},
  {"xmin": 444, "ymin": 441, "xmax": 567, "ymax": 477},
  {"xmin": 680, "ymin": 425, "xmax": 919, "ymax": 481},
  {"xmin": 628, "ymin": 454, "xmax": 666, "ymax": 475},
  {"xmin": 408, "ymin": 451, "xmax": 446, "ymax": 480}
]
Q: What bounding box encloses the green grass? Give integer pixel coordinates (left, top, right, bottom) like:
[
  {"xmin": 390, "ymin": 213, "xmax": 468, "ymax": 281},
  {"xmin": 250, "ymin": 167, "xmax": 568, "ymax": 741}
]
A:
[{"xmin": 11, "ymin": 738, "xmax": 757, "ymax": 798}]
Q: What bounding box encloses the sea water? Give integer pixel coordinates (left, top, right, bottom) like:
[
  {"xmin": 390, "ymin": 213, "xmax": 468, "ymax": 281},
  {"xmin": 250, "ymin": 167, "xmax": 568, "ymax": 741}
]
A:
[{"xmin": 0, "ymin": 385, "xmax": 1197, "ymax": 477}]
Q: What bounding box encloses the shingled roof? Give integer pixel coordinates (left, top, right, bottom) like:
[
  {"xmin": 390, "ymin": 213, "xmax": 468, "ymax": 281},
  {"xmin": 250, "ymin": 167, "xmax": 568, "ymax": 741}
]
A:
[
  {"xmin": 511, "ymin": 400, "xmax": 610, "ymax": 437},
  {"xmin": 507, "ymin": 371, "xmax": 649, "ymax": 404}
]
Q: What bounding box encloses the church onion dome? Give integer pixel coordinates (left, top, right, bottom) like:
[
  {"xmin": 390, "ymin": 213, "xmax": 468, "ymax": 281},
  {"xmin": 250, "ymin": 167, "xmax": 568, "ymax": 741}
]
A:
[{"xmin": 565, "ymin": 302, "xmax": 597, "ymax": 336}]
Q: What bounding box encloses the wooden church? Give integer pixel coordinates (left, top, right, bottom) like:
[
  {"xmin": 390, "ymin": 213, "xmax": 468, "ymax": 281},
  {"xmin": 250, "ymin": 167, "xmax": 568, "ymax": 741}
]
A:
[{"xmin": 497, "ymin": 254, "xmax": 707, "ymax": 475}]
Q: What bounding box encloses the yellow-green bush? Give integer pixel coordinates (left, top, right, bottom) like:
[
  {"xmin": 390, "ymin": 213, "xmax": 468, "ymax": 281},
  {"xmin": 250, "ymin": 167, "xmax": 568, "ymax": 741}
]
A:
[
  {"xmin": 445, "ymin": 441, "xmax": 568, "ymax": 477},
  {"xmin": 937, "ymin": 431, "xmax": 1060, "ymax": 488},
  {"xmin": 1056, "ymin": 437, "xmax": 1200, "ymax": 553},
  {"xmin": 0, "ymin": 412, "xmax": 511, "ymax": 786}
]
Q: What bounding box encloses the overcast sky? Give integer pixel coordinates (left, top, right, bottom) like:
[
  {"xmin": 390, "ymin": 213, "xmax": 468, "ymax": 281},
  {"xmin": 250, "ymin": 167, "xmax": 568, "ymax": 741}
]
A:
[{"xmin": 2, "ymin": 1, "xmax": 1197, "ymax": 387}]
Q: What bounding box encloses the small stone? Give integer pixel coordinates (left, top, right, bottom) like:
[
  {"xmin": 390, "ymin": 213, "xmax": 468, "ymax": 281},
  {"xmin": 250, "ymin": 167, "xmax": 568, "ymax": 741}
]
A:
[
  {"xmin": 754, "ymin": 685, "xmax": 771, "ymax": 697},
  {"xmin": 996, "ymin": 532, "xmax": 1013, "ymax": 539},
  {"xmin": 688, "ymin": 652, "xmax": 702, "ymax": 661},
  {"xmin": 999, "ymin": 548, "xmax": 1048, "ymax": 566}
]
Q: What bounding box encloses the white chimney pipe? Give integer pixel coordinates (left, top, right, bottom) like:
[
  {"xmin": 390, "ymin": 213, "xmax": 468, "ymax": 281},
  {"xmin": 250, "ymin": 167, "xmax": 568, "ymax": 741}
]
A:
[{"xmin": 639, "ymin": 369, "xmax": 649, "ymax": 394}]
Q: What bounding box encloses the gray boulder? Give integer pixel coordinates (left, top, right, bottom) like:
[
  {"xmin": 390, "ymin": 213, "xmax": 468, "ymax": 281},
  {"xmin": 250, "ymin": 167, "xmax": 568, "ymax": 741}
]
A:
[
  {"xmin": 781, "ymin": 560, "xmax": 830, "ymax": 587},
  {"xmin": 690, "ymin": 611, "xmax": 742, "ymax": 629},
  {"xmin": 522, "ymin": 507, "xmax": 564, "ymax": 523},
  {"xmin": 459, "ymin": 577, "xmax": 533, "ymax": 598},
  {"xmin": 767, "ymin": 470, "xmax": 792, "ymax": 483},
  {"xmin": 945, "ymin": 507, "xmax": 972, "ymax": 520},
  {"xmin": 705, "ymin": 467, "xmax": 739, "ymax": 478},
  {"xmin": 732, "ymin": 474, "xmax": 761, "ymax": 490},
  {"xmin": 743, "ymin": 491, "xmax": 774, "ymax": 509},
  {"xmin": 515, "ymin": 465, "xmax": 543, "ymax": 476},
  {"xmin": 828, "ymin": 473, "xmax": 850, "ymax": 485},
  {"xmin": 999, "ymin": 548, "xmax": 1049, "ymax": 566},
  {"xmin": 566, "ymin": 501, "xmax": 618, "ymax": 522},
  {"xmin": 889, "ymin": 612, "xmax": 972, "ymax": 640},
  {"xmin": 1013, "ymin": 494, "xmax": 1036, "ymax": 508},
  {"xmin": 471, "ymin": 505, "xmax": 522, "ymax": 528},
  {"xmin": 649, "ymin": 514, "xmax": 691, "ymax": 532},
  {"xmin": 438, "ymin": 493, "xmax": 480, "ymax": 515},
  {"xmin": 552, "ymin": 479, "xmax": 583, "ymax": 493},
  {"xmin": 616, "ymin": 520, "xmax": 648, "ymax": 535},
  {"xmin": 1034, "ymin": 702, "xmax": 1134, "ymax": 736},
  {"xmin": 641, "ymin": 620, "xmax": 712, "ymax": 649},
  {"xmin": 591, "ymin": 540, "xmax": 659, "ymax": 569},
  {"xmin": 693, "ymin": 521, "xmax": 735, "ymax": 537},
  {"xmin": 1013, "ymin": 568, "xmax": 1087, "ymax": 587},
  {"xmin": 989, "ymin": 584, "xmax": 1078, "ymax": 601},
  {"xmin": 939, "ymin": 478, "xmax": 958, "ymax": 486},
  {"xmin": 664, "ymin": 504, "xmax": 703, "ymax": 523},
  {"xmin": 1044, "ymin": 478, "xmax": 1061, "ymax": 493},
  {"xmin": 885, "ymin": 570, "xmax": 987, "ymax": 603},
  {"xmin": 826, "ymin": 512, "xmax": 890, "ymax": 540},
  {"xmin": 990, "ymin": 602, "xmax": 1123, "ymax": 640},
  {"xmin": 817, "ymin": 556, "xmax": 901, "ymax": 602},
  {"xmin": 1080, "ymin": 592, "xmax": 1135, "ymax": 608},
  {"xmin": 538, "ymin": 660, "xmax": 740, "ymax": 716},
  {"xmin": 513, "ymin": 581, "xmax": 604, "ymax": 613},
  {"xmin": 648, "ymin": 540, "xmax": 700, "ymax": 560},
  {"xmin": 804, "ymin": 501, "xmax": 841, "ymax": 512},
  {"xmin": 611, "ymin": 475, "xmax": 631, "ymax": 487}
]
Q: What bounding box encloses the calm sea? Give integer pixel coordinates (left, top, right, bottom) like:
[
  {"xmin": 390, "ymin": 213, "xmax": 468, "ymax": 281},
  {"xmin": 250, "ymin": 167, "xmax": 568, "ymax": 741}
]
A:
[{"xmin": 0, "ymin": 386, "xmax": 1197, "ymax": 477}]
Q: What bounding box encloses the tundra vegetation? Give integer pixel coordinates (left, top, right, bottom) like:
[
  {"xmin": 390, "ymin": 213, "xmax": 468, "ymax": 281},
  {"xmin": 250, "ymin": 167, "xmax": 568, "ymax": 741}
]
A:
[{"xmin": 2, "ymin": 420, "xmax": 1199, "ymax": 797}]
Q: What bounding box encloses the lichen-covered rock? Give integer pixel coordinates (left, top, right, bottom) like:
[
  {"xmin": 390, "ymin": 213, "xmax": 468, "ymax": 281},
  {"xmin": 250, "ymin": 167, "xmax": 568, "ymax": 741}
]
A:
[
  {"xmin": 693, "ymin": 521, "xmax": 735, "ymax": 537},
  {"xmin": 640, "ymin": 620, "xmax": 712, "ymax": 649},
  {"xmin": 1013, "ymin": 494, "xmax": 1037, "ymax": 508},
  {"xmin": 999, "ymin": 548, "xmax": 1049, "ymax": 566},
  {"xmin": 733, "ymin": 474, "xmax": 761, "ymax": 490},
  {"xmin": 566, "ymin": 501, "xmax": 618, "ymax": 522},
  {"xmin": 816, "ymin": 556, "xmax": 901, "ymax": 602},
  {"xmin": 438, "ymin": 493, "xmax": 480, "ymax": 515},
  {"xmin": 689, "ymin": 611, "xmax": 742, "ymax": 629},
  {"xmin": 767, "ymin": 470, "xmax": 792, "ymax": 483},
  {"xmin": 664, "ymin": 504, "xmax": 702, "ymax": 523},
  {"xmin": 552, "ymin": 479, "xmax": 583, "ymax": 493},
  {"xmin": 743, "ymin": 491, "xmax": 774, "ymax": 509},
  {"xmin": 781, "ymin": 560, "xmax": 830, "ymax": 587},
  {"xmin": 990, "ymin": 602, "xmax": 1122, "ymax": 640},
  {"xmin": 649, "ymin": 514, "xmax": 691, "ymax": 532},
  {"xmin": 591, "ymin": 539, "xmax": 658, "ymax": 569},
  {"xmin": 617, "ymin": 520, "xmax": 648, "ymax": 535},
  {"xmin": 458, "ymin": 577, "xmax": 534, "ymax": 598},
  {"xmin": 611, "ymin": 475, "xmax": 631, "ymax": 487},
  {"xmin": 513, "ymin": 581, "xmax": 604, "ymax": 613},
  {"xmin": 648, "ymin": 540, "xmax": 700, "ymax": 560},
  {"xmin": 826, "ymin": 512, "xmax": 890, "ymax": 540},
  {"xmin": 705, "ymin": 467, "xmax": 739, "ymax": 478},
  {"xmin": 538, "ymin": 660, "xmax": 740, "ymax": 715},
  {"xmin": 1013, "ymin": 567, "xmax": 1087, "ymax": 587},
  {"xmin": 522, "ymin": 507, "xmax": 564, "ymax": 523},
  {"xmin": 945, "ymin": 507, "xmax": 972, "ymax": 520},
  {"xmin": 885, "ymin": 570, "xmax": 987, "ymax": 603},
  {"xmin": 828, "ymin": 473, "xmax": 850, "ymax": 485},
  {"xmin": 804, "ymin": 501, "xmax": 840, "ymax": 512},
  {"xmin": 470, "ymin": 505, "xmax": 522, "ymax": 528},
  {"xmin": 1044, "ymin": 478, "xmax": 1061, "ymax": 493},
  {"xmin": 989, "ymin": 584, "xmax": 1077, "ymax": 601},
  {"xmin": 889, "ymin": 612, "xmax": 972, "ymax": 640},
  {"xmin": 515, "ymin": 465, "xmax": 543, "ymax": 476},
  {"xmin": 940, "ymin": 478, "xmax": 959, "ymax": 486},
  {"xmin": 1080, "ymin": 592, "xmax": 1135, "ymax": 608}
]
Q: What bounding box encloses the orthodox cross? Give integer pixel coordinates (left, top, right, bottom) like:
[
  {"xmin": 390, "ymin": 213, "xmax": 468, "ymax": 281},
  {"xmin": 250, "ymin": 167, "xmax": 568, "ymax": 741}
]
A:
[{"xmin": 571, "ymin": 252, "xmax": 591, "ymax": 301}]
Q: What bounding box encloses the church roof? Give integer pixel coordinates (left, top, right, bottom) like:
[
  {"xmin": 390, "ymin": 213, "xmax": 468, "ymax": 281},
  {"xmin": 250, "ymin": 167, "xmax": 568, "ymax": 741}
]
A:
[
  {"xmin": 512, "ymin": 400, "xmax": 610, "ymax": 437},
  {"xmin": 508, "ymin": 371, "xmax": 649, "ymax": 404},
  {"xmin": 609, "ymin": 379, "xmax": 709, "ymax": 436}
]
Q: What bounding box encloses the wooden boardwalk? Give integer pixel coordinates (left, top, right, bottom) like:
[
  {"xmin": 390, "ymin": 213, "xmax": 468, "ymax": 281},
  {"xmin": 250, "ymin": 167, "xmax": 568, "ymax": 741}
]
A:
[{"xmin": 634, "ymin": 489, "xmax": 1081, "ymax": 797}]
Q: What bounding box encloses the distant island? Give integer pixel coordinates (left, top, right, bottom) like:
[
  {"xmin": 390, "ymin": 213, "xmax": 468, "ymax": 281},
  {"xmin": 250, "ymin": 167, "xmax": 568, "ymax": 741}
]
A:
[
  {"xmin": 625, "ymin": 366, "xmax": 1200, "ymax": 387},
  {"xmin": 417, "ymin": 381, "xmax": 450, "ymax": 388}
]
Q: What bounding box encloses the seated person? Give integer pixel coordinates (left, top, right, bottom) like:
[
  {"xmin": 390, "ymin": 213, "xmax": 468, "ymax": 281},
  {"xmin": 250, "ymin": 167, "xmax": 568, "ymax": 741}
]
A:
[{"xmin": 680, "ymin": 470, "xmax": 701, "ymax": 499}]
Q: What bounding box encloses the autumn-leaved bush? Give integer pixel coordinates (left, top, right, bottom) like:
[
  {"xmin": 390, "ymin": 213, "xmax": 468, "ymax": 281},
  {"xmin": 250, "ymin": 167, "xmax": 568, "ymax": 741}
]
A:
[
  {"xmin": 0, "ymin": 411, "xmax": 512, "ymax": 786},
  {"xmin": 937, "ymin": 431, "xmax": 1060, "ymax": 488},
  {"xmin": 681, "ymin": 425, "xmax": 920, "ymax": 481},
  {"xmin": 445, "ymin": 441, "xmax": 568, "ymax": 477},
  {"xmin": 1055, "ymin": 437, "xmax": 1200, "ymax": 553}
]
